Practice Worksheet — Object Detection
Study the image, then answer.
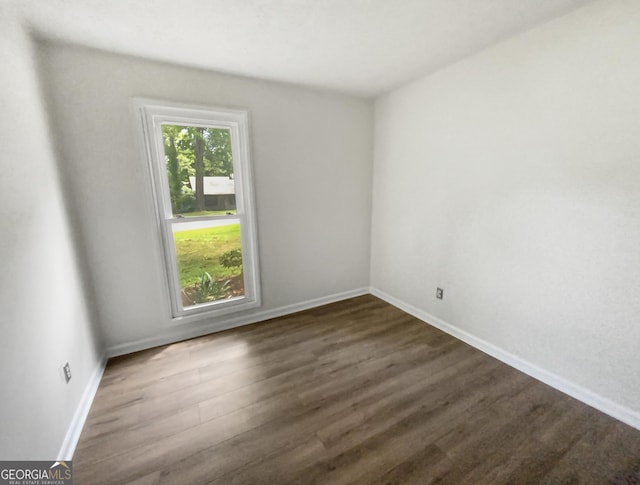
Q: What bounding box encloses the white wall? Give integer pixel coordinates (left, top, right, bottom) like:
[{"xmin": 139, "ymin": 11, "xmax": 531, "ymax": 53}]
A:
[
  {"xmin": 0, "ymin": 8, "xmax": 103, "ymax": 459},
  {"xmin": 372, "ymin": 0, "xmax": 640, "ymax": 418},
  {"xmin": 37, "ymin": 43, "xmax": 373, "ymax": 352}
]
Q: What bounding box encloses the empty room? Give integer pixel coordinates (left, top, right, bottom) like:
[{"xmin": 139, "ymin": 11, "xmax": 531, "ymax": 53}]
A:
[{"xmin": 1, "ymin": 0, "xmax": 639, "ymax": 483}]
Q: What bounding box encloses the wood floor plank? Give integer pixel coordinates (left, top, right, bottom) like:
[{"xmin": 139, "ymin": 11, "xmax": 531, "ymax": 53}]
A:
[{"xmin": 72, "ymin": 295, "xmax": 640, "ymax": 484}]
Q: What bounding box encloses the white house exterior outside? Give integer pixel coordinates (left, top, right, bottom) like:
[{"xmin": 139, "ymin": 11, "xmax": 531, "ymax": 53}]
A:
[{"xmin": 188, "ymin": 176, "xmax": 236, "ymax": 211}]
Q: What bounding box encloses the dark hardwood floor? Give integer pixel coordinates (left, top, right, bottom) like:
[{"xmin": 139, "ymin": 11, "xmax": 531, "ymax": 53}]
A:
[{"xmin": 73, "ymin": 295, "xmax": 640, "ymax": 484}]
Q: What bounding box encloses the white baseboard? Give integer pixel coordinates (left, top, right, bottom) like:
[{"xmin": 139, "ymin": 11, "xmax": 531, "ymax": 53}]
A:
[
  {"xmin": 106, "ymin": 287, "xmax": 370, "ymax": 357},
  {"xmin": 370, "ymin": 286, "xmax": 640, "ymax": 431},
  {"xmin": 57, "ymin": 353, "xmax": 108, "ymax": 461}
]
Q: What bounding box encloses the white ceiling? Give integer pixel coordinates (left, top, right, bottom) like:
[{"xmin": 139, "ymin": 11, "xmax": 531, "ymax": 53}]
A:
[{"xmin": 15, "ymin": 0, "xmax": 595, "ymax": 97}]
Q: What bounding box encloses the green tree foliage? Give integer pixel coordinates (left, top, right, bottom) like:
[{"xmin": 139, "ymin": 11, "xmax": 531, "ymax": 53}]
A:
[
  {"xmin": 203, "ymin": 128, "xmax": 233, "ymax": 176},
  {"xmin": 162, "ymin": 125, "xmax": 233, "ymax": 214},
  {"xmin": 162, "ymin": 125, "xmax": 182, "ymax": 212}
]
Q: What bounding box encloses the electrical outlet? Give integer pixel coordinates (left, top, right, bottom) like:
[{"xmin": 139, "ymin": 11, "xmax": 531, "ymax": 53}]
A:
[
  {"xmin": 436, "ymin": 288, "xmax": 444, "ymax": 300},
  {"xmin": 63, "ymin": 362, "xmax": 72, "ymax": 384}
]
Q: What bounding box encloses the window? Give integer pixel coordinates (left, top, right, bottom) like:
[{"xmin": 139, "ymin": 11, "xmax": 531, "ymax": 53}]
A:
[{"xmin": 135, "ymin": 100, "xmax": 260, "ymax": 320}]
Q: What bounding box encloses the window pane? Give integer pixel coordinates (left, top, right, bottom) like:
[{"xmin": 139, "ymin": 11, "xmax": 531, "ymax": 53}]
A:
[
  {"xmin": 162, "ymin": 124, "xmax": 236, "ymax": 217},
  {"xmin": 172, "ymin": 220, "xmax": 244, "ymax": 308}
]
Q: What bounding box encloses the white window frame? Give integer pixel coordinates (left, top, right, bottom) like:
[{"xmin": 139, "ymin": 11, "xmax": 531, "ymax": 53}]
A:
[{"xmin": 135, "ymin": 99, "xmax": 261, "ymax": 321}]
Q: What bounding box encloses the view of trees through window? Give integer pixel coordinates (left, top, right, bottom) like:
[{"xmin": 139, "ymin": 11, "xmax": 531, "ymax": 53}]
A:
[{"xmin": 162, "ymin": 124, "xmax": 244, "ymax": 307}]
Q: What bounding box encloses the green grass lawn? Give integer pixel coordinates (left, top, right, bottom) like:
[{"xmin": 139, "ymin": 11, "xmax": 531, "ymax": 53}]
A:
[{"xmin": 173, "ymin": 223, "xmax": 242, "ymax": 288}]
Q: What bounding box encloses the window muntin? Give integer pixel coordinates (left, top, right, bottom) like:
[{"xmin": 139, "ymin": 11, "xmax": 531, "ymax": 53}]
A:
[{"xmin": 136, "ymin": 101, "xmax": 260, "ymax": 320}]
